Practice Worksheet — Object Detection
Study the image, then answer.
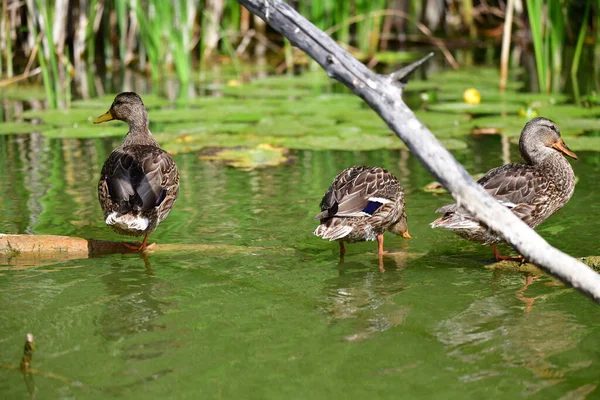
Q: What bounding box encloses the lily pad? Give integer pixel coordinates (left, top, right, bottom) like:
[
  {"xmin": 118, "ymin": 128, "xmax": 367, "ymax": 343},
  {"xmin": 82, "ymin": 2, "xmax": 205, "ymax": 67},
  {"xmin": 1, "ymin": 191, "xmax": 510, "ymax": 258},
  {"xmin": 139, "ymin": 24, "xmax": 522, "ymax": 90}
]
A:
[
  {"xmin": 22, "ymin": 108, "xmax": 100, "ymax": 126},
  {"xmin": 0, "ymin": 122, "xmax": 39, "ymax": 135},
  {"xmin": 560, "ymin": 136, "xmax": 600, "ymax": 151},
  {"xmin": 199, "ymin": 144, "xmax": 290, "ymax": 170},
  {"xmin": 427, "ymin": 102, "xmax": 523, "ymax": 115},
  {"xmin": 150, "ymin": 107, "xmax": 264, "ymax": 124},
  {"xmin": 42, "ymin": 125, "xmax": 125, "ymax": 139},
  {"xmin": 536, "ymin": 104, "xmax": 600, "ymax": 120},
  {"xmin": 468, "ymin": 115, "xmax": 531, "ymax": 136}
]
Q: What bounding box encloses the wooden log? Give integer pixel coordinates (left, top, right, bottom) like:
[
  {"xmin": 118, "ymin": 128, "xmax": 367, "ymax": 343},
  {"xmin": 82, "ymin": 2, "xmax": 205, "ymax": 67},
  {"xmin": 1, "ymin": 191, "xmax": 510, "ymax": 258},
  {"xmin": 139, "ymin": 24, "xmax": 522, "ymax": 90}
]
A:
[
  {"xmin": 236, "ymin": 0, "xmax": 600, "ymax": 303},
  {"xmin": 0, "ymin": 234, "xmax": 290, "ymax": 269}
]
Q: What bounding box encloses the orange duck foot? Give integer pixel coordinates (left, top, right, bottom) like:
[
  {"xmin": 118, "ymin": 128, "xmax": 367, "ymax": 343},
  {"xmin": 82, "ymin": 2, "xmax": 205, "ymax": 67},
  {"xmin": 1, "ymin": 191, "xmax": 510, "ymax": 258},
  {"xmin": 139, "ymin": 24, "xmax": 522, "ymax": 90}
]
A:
[
  {"xmin": 122, "ymin": 234, "xmax": 155, "ymax": 251},
  {"xmin": 491, "ymin": 245, "xmax": 525, "ymax": 262}
]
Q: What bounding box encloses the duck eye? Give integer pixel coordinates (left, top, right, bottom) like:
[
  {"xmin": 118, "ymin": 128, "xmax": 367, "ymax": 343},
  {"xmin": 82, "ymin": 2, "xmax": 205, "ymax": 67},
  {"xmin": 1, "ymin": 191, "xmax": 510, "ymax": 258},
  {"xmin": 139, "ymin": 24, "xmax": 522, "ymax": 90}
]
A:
[{"xmin": 544, "ymin": 124, "xmax": 559, "ymax": 134}]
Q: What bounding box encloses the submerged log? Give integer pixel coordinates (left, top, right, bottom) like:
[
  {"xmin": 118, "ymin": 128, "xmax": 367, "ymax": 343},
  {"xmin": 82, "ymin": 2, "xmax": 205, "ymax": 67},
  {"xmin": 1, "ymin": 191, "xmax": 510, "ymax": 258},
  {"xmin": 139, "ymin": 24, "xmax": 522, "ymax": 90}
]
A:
[
  {"xmin": 236, "ymin": 0, "xmax": 600, "ymax": 303},
  {"xmin": 0, "ymin": 234, "xmax": 290, "ymax": 268}
]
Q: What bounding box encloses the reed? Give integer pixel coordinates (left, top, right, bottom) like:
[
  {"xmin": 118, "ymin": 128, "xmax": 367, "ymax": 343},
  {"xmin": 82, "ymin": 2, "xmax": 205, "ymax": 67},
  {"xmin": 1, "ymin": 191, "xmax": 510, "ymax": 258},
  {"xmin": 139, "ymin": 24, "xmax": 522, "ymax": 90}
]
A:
[
  {"xmin": 570, "ymin": 0, "xmax": 592, "ymax": 105},
  {"xmin": 0, "ymin": 0, "xmax": 597, "ymax": 106}
]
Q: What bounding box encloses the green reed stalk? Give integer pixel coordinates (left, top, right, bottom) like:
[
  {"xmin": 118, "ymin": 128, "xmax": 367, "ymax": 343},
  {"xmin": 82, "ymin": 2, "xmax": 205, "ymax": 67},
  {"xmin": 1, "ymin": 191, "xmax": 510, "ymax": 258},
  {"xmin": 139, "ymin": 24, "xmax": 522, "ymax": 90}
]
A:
[
  {"xmin": 5, "ymin": 20, "xmax": 13, "ymax": 78},
  {"xmin": 134, "ymin": 0, "xmax": 161, "ymax": 84},
  {"xmin": 85, "ymin": 0, "xmax": 100, "ymax": 65},
  {"xmin": 368, "ymin": 0, "xmax": 387, "ymax": 55},
  {"xmin": 323, "ymin": 0, "xmax": 334, "ymax": 31},
  {"xmin": 525, "ymin": 0, "xmax": 547, "ymax": 92},
  {"xmin": 595, "ymin": 4, "xmax": 600, "ymax": 91},
  {"xmin": 2, "ymin": 0, "xmax": 13, "ymax": 78},
  {"xmin": 409, "ymin": 0, "xmax": 422, "ymax": 34},
  {"xmin": 33, "ymin": 30, "xmax": 55, "ymax": 108},
  {"xmin": 548, "ymin": 0, "xmax": 565, "ymax": 92},
  {"xmin": 461, "ymin": 0, "xmax": 476, "ymax": 38},
  {"xmin": 28, "ymin": 0, "xmax": 59, "ymax": 107},
  {"xmin": 64, "ymin": 43, "xmax": 71, "ymax": 108},
  {"xmin": 355, "ymin": 0, "xmax": 371, "ymax": 53},
  {"xmin": 171, "ymin": 0, "xmax": 192, "ymax": 84},
  {"xmin": 115, "ymin": 0, "xmax": 127, "ymax": 63},
  {"xmin": 228, "ymin": 1, "xmax": 240, "ymax": 33},
  {"xmin": 570, "ymin": 0, "xmax": 591, "ymax": 104},
  {"xmin": 311, "ymin": 0, "xmax": 324, "ymax": 29},
  {"xmin": 335, "ymin": 1, "xmax": 351, "ymax": 45}
]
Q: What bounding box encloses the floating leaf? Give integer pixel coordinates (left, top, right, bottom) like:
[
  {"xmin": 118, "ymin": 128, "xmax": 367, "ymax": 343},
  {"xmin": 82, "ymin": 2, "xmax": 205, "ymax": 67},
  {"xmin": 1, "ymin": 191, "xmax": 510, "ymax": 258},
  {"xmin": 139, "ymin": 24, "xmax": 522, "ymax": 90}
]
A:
[
  {"xmin": 42, "ymin": 125, "xmax": 125, "ymax": 138},
  {"xmin": 0, "ymin": 122, "xmax": 39, "ymax": 135},
  {"xmin": 199, "ymin": 144, "xmax": 290, "ymax": 170},
  {"xmin": 22, "ymin": 108, "xmax": 99, "ymax": 126},
  {"xmin": 427, "ymin": 102, "xmax": 522, "ymax": 115}
]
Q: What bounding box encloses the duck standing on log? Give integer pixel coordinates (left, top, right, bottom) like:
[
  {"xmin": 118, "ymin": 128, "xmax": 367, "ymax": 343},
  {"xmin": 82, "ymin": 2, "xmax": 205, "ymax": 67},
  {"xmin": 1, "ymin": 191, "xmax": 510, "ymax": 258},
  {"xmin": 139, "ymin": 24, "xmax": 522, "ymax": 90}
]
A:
[
  {"xmin": 94, "ymin": 92, "xmax": 179, "ymax": 251},
  {"xmin": 314, "ymin": 166, "xmax": 411, "ymax": 257},
  {"xmin": 431, "ymin": 117, "xmax": 577, "ymax": 261}
]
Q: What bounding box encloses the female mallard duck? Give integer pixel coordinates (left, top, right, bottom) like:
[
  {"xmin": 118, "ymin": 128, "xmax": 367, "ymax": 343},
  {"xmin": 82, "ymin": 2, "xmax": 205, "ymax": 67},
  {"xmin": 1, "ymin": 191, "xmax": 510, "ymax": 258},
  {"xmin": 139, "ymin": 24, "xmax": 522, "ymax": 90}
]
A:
[
  {"xmin": 314, "ymin": 166, "xmax": 411, "ymax": 256},
  {"xmin": 93, "ymin": 92, "xmax": 179, "ymax": 251},
  {"xmin": 431, "ymin": 117, "xmax": 577, "ymax": 260}
]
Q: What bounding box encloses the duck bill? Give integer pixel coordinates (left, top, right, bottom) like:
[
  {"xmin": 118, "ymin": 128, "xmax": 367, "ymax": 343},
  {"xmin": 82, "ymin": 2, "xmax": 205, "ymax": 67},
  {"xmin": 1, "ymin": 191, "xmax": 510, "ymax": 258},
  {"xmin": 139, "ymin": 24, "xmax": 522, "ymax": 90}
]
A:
[
  {"xmin": 402, "ymin": 231, "xmax": 413, "ymax": 239},
  {"xmin": 93, "ymin": 110, "xmax": 114, "ymax": 124},
  {"xmin": 552, "ymin": 139, "xmax": 578, "ymax": 160}
]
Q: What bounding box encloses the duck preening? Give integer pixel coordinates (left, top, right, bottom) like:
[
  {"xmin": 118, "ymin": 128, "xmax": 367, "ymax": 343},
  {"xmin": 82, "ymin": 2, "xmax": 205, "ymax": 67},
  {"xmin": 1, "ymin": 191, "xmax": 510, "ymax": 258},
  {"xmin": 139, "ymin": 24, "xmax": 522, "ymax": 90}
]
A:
[
  {"xmin": 94, "ymin": 92, "xmax": 179, "ymax": 251},
  {"xmin": 314, "ymin": 166, "xmax": 411, "ymax": 256},
  {"xmin": 431, "ymin": 117, "xmax": 577, "ymax": 261}
]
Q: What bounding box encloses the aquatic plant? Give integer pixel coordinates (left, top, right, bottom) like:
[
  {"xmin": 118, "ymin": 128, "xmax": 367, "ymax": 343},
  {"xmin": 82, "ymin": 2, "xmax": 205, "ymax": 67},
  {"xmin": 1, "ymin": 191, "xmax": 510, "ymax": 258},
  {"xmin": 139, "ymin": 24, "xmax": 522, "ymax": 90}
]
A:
[{"xmin": 0, "ymin": 1, "xmax": 598, "ymax": 106}]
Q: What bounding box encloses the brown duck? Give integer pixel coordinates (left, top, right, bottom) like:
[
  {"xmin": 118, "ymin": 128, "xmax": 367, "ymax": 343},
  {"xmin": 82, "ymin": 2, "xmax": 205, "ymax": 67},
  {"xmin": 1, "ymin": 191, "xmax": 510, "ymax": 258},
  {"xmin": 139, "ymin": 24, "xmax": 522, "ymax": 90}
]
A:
[
  {"xmin": 94, "ymin": 92, "xmax": 179, "ymax": 251},
  {"xmin": 431, "ymin": 117, "xmax": 577, "ymax": 260},
  {"xmin": 314, "ymin": 166, "xmax": 411, "ymax": 256}
]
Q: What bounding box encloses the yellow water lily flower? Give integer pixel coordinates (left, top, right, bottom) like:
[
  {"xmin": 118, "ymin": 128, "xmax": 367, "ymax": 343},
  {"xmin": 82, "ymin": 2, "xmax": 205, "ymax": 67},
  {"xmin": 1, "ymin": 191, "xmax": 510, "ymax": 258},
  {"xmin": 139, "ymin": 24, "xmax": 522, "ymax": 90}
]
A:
[{"xmin": 463, "ymin": 88, "xmax": 481, "ymax": 104}]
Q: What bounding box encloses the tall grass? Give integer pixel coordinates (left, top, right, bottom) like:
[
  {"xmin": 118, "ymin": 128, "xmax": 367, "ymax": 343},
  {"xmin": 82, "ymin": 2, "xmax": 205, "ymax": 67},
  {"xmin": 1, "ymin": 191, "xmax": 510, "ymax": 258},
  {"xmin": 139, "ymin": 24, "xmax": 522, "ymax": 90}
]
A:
[
  {"xmin": 570, "ymin": 0, "xmax": 592, "ymax": 104},
  {"xmin": 0, "ymin": 0, "xmax": 598, "ymax": 107}
]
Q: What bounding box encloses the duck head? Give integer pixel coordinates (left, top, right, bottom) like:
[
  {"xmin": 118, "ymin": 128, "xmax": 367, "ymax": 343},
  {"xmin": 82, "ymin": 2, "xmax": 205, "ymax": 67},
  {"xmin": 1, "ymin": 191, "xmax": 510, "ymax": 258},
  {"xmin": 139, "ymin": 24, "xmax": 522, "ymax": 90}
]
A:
[
  {"xmin": 519, "ymin": 117, "xmax": 577, "ymax": 164},
  {"xmin": 93, "ymin": 92, "xmax": 148, "ymax": 128}
]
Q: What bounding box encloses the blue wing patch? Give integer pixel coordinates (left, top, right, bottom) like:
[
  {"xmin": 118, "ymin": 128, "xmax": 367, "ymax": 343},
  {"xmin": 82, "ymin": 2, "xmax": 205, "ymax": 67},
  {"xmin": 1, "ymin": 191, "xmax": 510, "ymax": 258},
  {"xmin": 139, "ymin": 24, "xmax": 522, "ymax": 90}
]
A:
[{"xmin": 362, "ymin": 201, "xmax": 383, "ymax": 215}]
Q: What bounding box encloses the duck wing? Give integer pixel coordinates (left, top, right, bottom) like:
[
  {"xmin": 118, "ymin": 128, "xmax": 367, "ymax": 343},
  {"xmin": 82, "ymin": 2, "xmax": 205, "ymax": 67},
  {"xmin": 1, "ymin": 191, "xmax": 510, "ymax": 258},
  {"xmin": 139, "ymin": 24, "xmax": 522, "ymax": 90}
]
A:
[
  {"xmin": 99, "ymin": 145, "xmax": 178, "ymax": 215},
  {"xmin": 477, "ymin": 164, "xmax": 548, "ymax": 224},
  {"xmin": 315, "ymin": 166, "xmax": 399, "ymax": 220}
]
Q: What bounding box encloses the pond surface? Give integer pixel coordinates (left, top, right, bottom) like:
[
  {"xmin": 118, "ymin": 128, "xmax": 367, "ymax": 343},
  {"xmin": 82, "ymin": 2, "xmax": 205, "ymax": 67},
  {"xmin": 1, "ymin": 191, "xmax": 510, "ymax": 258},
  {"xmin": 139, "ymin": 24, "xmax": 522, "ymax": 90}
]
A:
[{"xmin": 1, "ymin": 128, "xmax": 600, "ymax": 398}]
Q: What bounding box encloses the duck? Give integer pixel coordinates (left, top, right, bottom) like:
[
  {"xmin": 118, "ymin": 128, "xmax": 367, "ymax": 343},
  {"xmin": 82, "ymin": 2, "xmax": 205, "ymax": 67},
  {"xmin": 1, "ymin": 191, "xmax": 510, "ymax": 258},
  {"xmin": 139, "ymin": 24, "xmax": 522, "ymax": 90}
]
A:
[
  {"xmin": 431, "ymin": 117, "xmax": 577, "ymax": 261},
  {"xmin": 93, "ymin": 92, "xmax": 179, "ymax": 251},
  {"xmin": 314, "ymin": 166, "xmax": 411, "ymax": 256}
]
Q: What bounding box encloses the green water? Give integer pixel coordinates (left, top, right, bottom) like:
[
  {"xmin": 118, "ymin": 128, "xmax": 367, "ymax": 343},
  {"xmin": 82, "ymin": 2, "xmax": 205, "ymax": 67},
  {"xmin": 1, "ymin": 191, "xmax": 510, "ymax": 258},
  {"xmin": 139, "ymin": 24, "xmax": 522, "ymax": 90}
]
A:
[{"xmin": 1, "ymin": 131, "xmax": 600, "ymax": 399}]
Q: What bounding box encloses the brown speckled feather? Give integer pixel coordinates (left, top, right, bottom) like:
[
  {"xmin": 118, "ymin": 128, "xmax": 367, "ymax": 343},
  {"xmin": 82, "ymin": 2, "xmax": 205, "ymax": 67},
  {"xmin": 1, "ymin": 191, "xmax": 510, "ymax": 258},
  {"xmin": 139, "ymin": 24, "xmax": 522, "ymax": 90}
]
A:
[
  {"xmin": 96, "ymin": 92, "xmax": 179, "ymax": 239},
  {"xmin": 431, "ymin": 117, "xmax": 576, "ymax": 246},
  {"xmin": 314, "ymin": 166, "xmax": 408, "ymax": 243},
  {"xmin": 98, "ymin": 145, "xmax": 179, "ymax": 236}
]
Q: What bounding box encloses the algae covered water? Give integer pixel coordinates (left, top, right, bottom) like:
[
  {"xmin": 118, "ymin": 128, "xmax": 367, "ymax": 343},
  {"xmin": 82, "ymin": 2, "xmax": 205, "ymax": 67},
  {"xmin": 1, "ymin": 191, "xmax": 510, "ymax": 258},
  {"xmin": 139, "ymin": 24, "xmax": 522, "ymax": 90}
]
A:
[
  {"xmin": 1, "ymin": 132, "xmax": 599, "ymax": 399},
  {"xmin": 1, "ymin": 65, "xmax": 600, "ymax": 398}
]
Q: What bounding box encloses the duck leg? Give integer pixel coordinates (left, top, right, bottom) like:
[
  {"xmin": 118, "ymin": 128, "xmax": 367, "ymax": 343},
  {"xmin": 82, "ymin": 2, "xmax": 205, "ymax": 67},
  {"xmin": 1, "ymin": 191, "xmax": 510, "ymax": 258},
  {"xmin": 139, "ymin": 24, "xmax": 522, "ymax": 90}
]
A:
[
  {"xmin": 339, "ymin": 241, "xmax": 346, "ymax": 257},
  {"xmin": 377, "ymin": 234, "xmax": 388, "ymax": 255},
  {"xmin": 491, "ymin": 244, "xmax": 524, "ymax": 262},
  {"xmin": 122, "ymin": 233, "xmax": 155, "ymax": 251}
]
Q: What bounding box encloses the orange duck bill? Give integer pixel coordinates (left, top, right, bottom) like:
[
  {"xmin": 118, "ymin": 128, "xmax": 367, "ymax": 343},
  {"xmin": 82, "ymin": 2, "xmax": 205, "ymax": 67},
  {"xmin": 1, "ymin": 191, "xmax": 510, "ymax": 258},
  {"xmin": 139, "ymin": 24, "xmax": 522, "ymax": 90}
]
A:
[{"xmin": 552, "ymin": 139, "xmax": 577, "ymax": 159}]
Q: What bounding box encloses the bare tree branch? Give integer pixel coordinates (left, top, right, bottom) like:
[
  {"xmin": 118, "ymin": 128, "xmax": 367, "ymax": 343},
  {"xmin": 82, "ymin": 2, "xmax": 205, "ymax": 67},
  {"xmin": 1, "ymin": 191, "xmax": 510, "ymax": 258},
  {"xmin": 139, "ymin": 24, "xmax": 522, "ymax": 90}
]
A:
[{"xmin": 236, "ymin": 0, "xmax": 600, "ymax": 303}]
